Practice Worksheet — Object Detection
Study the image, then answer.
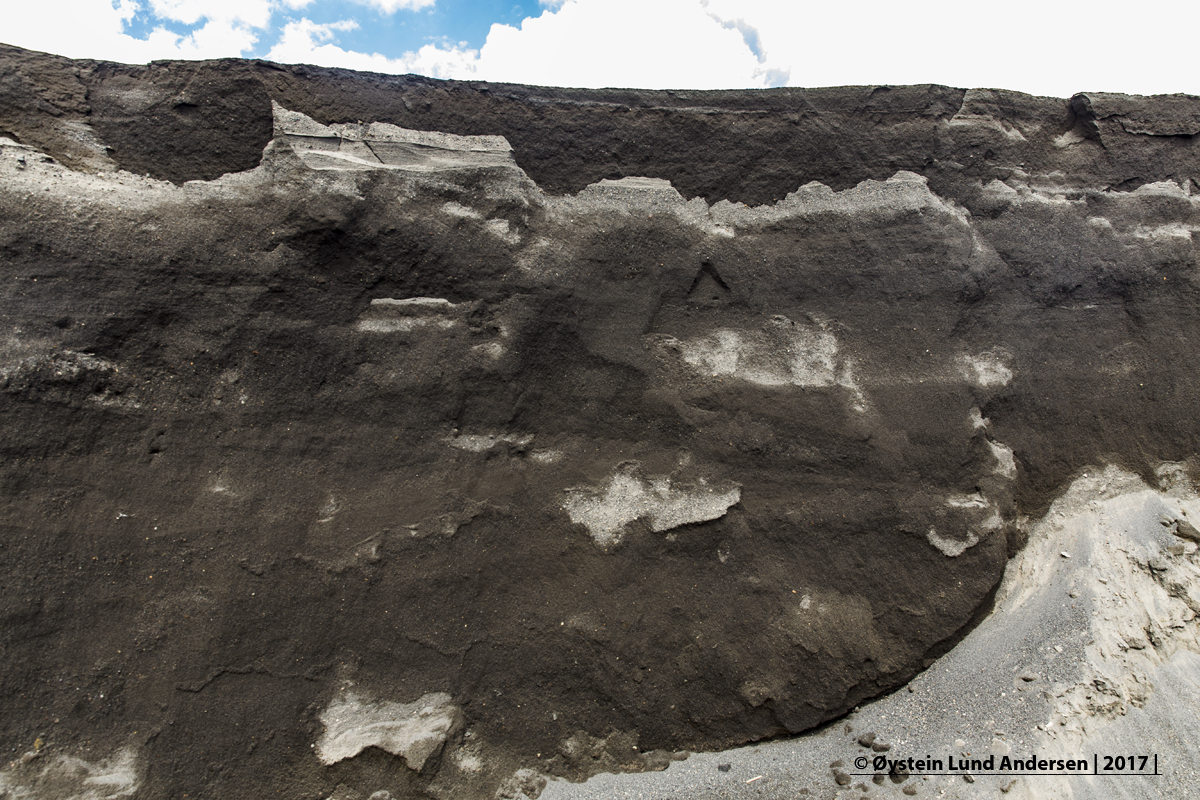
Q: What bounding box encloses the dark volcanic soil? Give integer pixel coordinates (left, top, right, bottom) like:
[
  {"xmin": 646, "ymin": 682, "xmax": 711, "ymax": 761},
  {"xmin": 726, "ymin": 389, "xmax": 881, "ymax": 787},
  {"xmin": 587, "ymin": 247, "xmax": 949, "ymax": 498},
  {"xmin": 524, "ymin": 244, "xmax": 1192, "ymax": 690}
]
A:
[{"xmin": 1, "ymin": 43, "xmax": 1199, "ymax": 800}]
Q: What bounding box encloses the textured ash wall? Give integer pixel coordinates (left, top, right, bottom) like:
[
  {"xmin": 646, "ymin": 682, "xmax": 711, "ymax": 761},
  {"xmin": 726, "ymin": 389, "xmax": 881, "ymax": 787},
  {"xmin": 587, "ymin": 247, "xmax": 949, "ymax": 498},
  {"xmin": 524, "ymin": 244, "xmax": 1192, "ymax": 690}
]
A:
[{"xmin": 0, "ymin": 43, "xmax": 1198, "ymax": 800}]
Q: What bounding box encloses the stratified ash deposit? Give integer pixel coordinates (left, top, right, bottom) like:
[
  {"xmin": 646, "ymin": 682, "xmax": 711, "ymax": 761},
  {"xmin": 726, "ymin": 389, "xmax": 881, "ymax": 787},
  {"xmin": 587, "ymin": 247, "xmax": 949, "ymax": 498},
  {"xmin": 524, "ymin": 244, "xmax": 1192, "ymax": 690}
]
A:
[{"xmin": 0, "ymin": 43, "xmax": 1198, "ymax": 800}]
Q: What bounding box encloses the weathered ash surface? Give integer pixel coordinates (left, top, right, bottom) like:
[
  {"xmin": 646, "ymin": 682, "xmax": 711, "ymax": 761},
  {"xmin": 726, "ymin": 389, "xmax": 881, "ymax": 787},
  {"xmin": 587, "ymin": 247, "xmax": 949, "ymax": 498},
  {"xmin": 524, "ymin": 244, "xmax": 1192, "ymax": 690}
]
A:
[{"xmin": 1, "ymin": 43, "xmax": 1198, "ymax": 800}]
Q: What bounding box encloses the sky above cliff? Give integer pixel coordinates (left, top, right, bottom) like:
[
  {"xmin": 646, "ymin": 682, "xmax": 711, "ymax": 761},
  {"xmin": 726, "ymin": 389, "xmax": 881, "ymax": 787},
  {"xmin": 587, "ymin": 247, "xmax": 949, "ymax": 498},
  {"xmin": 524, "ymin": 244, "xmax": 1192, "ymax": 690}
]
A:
[{"xmin": 5, "ymin": 0, "xmax": 1197, "ymax": 98}]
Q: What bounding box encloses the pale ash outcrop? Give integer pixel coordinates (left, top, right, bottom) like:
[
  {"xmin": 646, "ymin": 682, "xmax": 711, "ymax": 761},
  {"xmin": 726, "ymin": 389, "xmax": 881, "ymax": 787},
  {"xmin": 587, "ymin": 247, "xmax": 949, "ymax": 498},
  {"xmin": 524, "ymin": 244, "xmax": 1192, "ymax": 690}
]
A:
[
  {"xmin": 563, "ymin": 463, "xmax": 741, "ymax": 547},
  {"xmin": 0, "ymin": 745, "xmax": 140, "ymax": 800},
  {"xmin": 356, "ymin": 297, "xmax": 467, "ymax": 334},
  {"xmin": 317, "ymin": 691, "xmax": 463, "ymax": 772},
  {"xmin": 273, "ymin": 101, "xmax": 515, "ymax": 173}
]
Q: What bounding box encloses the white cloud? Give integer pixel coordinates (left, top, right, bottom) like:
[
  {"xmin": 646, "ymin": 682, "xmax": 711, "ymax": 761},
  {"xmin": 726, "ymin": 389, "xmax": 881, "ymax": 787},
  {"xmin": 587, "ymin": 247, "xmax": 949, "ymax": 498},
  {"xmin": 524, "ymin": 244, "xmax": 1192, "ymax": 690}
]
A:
[
  {"xmin": 115, "ymin": 0, "xmax": 140, "ymax": 22},
  {"xmin": 171, "ymin": 18, "xmax": 262, "ymax": 55},
  {"xmin": 3, "ymin": 0, "xmax": 264, "ymax": 61},
  {"xmin": 2, "ymin": 0, "xmax": 1196, "ymax": 98},
  {"xmin": 267, "ymin": 19, "xmax": 480, "ymax": 79},
  {"xmin": 264, "ymin": 0, "xmax": 766, "ymax": 89},
  {"xmin": 149, "ymin": 0, "xmax": 281, "ymax": 28},
  {"xmin": 262, "ymin": 0, "xmax": 769, "ymax": 89},
  {"xmin": 476, "ymin": 0, "xmax": 765, "ymax": 89},
  {"xmin": 353, "ymin": 0, "xmax": 436, "ymax": 12},
  {"xmin": 699, "ymin": 1, "xmax": 788, "ymax": 87},
  {"xmin": 701, "ymin": 0, "xmax": 1200, "ymax": 98}
]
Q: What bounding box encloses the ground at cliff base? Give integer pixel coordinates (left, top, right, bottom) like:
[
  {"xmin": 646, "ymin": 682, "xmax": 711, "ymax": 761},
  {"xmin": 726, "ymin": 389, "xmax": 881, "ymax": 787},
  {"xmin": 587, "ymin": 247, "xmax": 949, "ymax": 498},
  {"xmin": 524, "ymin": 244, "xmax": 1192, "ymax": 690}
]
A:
[{"xmin": 540, "ymin": 464, "xmax": 1200, "ymax": 800}]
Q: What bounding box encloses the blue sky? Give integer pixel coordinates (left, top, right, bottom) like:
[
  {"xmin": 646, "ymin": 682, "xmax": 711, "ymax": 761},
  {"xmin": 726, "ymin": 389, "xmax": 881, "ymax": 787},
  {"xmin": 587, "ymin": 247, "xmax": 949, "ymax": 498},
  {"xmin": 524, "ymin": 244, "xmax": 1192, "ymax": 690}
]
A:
[
  {"xmin": 4, "ymin": 0, "xmax": 1198, "ymax": 97},
  {"xmin": 116, "ymin": 0, "xmax": 543, "ymax": 61}
]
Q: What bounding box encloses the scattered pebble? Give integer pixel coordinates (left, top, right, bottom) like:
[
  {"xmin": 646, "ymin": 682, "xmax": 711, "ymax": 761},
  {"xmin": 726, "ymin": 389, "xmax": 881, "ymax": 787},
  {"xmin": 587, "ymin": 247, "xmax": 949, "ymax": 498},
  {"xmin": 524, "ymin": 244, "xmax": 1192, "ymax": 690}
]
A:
[
  {"xmin": 963, "ymin": 774, "xmax": 975, "ymax": 783},
  {"xmin": 1060, "ymin": 551, "xmax": 1071, "ymax": 558},
  {"xmin": 902, "ymin": 785, "xmax": 918, "ymax": 796},
  {"xmin": 857, "ymin": 732, "xmax": 876, "ymax": 748},
  {"xmin": 872, "ymin": 741, "xmax": 890, "ymax": 752},
  {"xmin": 717, "ymin": 763, "xmax": 731, "ymax": 773},
  {"xmin": 834, "ymin": 771, "xmax": 852, "ymax": 786}
]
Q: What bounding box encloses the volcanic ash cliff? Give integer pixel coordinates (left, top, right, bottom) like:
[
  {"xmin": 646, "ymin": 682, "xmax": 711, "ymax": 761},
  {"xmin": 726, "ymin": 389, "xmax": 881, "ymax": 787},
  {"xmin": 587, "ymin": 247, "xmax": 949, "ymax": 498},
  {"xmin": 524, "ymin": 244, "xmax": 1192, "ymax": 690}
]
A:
[{"xmin": 1, "ymin": 44, "xmax": 1199, "ymax": 800}]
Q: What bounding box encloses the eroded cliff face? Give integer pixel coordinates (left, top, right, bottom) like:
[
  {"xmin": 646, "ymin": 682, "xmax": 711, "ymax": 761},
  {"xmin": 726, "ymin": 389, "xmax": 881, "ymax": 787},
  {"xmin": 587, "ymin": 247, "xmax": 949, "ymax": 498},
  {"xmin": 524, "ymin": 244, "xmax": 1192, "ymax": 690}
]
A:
[{"xmin": 0, "ymin": 44, "xmax": 1198, "ymax": 800}]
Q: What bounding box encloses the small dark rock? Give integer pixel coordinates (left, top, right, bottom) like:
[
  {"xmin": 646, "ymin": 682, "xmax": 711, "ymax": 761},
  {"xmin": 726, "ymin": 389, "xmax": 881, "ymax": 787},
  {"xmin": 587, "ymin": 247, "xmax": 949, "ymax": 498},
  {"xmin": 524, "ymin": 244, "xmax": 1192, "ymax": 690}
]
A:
[
  {"xmin": 963, "ymin": 773, "xmax": 975, "ymax": 783},
  {"xmin": 1176, "ymin": 518, "xmax": 1200, "ymax": 542},
  {"xmin": 857, "ymin": 732, "xmax": 876, "ymax": 748},
  {"xmin": 873, "ymin": 773, "xmax": 887, "ymax": 785},
  {"xmin": 902, "ymin": 785, "xmax": 918, "ymax": 796},
  {"xmin": 642, "ymin": 751, "xmax": 674, "ymax": 772},
  {"xmin": 834, "ymin": 770, "xmax": 852, "ymax": 786},
  {"xmin": 718, "ymin": 763, "xmax": 731, "ymax": 773},
  {"xmin": 872, "ymin": 741, "xmax": 890, "ymax": 752}
]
